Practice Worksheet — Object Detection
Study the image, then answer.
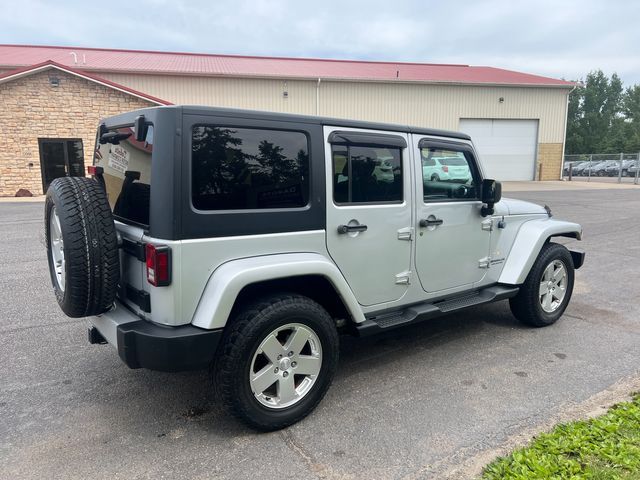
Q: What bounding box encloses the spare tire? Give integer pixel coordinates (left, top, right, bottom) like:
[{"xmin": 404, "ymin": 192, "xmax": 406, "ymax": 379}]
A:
[{"xmin": 45, "ymin": 177, "xmax": 120, "ymax": 317}]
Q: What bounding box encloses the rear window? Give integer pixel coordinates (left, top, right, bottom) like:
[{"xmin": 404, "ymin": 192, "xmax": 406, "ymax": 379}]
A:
[
  {"xmin": 191, "ymin": 126, "xmax": 309, "ymax": 210},
  {"xmin": 439, "ymin": 157, "xmax": 468, "ymax": 166},
  {"xmin": 94, "ymin": 125, "xmax": 153, "ymax": 227}
]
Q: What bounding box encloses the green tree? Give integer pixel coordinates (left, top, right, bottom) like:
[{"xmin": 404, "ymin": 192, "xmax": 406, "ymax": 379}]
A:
[
  {"xmin": 623, "ymin": 85, "xmax": 640, "ymax": 152},
  {"xmin": 565, "ymin": 70, "xmax": 627, "ymax": 154}
]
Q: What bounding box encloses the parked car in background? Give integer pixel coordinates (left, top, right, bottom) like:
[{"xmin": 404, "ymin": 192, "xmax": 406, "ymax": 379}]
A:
[
  {"xmin": 628, "ymin": 161, "xmax": 640, "ymax": 177},
  {"xmin": 605, "ymin": 160, "xmax": 638, "ymax": 177},
  {"xmin": 591, "ymin": 160, "xmax": 618, "ymax": 176},
  {"xmin": 577, "ymin": 160, "xmax": 612, "ymax": 176},
  {"xmin": 563, "ymin": 161, "xmax": 585, "ymax": 176},
  {"xmin": 571, "ymin": 161, "xmax": 591, "ymax": 176},
  {"xmin": 422, "ymin": 153, "xmax": 471, "ymax": 182},
  {"xmin": 372, "ymin": 155, "xmax": 397, "ymax": 183}
]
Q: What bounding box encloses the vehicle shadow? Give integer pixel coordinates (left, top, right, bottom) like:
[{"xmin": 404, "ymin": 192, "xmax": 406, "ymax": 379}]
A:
[{"xmin": 98, "ymin": 301, "xmax": 526, "ymax": 437}]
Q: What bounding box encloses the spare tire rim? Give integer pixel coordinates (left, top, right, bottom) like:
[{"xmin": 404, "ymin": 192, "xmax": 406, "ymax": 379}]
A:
[
  {"xmin": 249, "ymin": 323, "xmax": 322, "ymax": 409},
  {"xmin": 539, "ymin": 259, "xmax": 567, "ymax": 313},
  {"xmin": 49, "ymin": 207, "xmax": 65, "ymax": 292}
]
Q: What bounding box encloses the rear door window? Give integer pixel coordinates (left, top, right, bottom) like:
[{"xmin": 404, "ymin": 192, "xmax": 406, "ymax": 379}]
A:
[{"xmin": 332, "ymin": 145, "xmax": 403, "ymax": 204}]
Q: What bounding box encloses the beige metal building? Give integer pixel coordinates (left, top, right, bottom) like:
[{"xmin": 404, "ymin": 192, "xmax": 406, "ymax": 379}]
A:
[{"xmin": 0, "ymin": 44, "xmax": 574, "ymax": 196}]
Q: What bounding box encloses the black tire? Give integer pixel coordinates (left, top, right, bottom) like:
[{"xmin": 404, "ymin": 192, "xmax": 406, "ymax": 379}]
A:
[
  {"xmin": 509, "ymin": 243, "xmax": 574, "ymax": 327},
  {"xmin": 431, "ymin": 174, "xmax": 440, "ymax": 181},
  {"xmin": 213, "ymin": 294, "xmax": 339, "ymax": 431},
  {"xmin": 45, "ymin": 177, "xmax": 119, "ymax": 318}
]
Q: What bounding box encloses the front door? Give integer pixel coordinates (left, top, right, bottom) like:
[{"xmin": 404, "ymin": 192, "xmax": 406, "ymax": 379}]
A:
[
  {"xmin": 324, "ymin": 127, "xmax": 412, "ymax": 307},
  {"xmin": 413, "ymin": 136, "xmax": 491, "ymax": 293},
  {"xmin": 38, "ymin": 139, "xmax": 84, "ymax": 192}
]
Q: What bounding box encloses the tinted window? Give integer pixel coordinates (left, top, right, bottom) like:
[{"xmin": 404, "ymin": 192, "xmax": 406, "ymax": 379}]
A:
[
  {"xmin": 192, "ymin": 126, "xmax": 309, "ymax": 210},
  {"xmin": 333, "ymin": 145, "xmax": 402, "ymax": 203},
  {"xmin": 421, "ymin": 148, "xmax": 478, "ymax": 202}
]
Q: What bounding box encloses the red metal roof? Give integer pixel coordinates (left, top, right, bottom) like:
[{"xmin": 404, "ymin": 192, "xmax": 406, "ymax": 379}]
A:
[
  {"xmin": 0, "ymin": 44, "xmax": 574, "ymax": 87},
  {"xmin": 0, "ymin": 60, "xmax": 171, "ymax": 105}
]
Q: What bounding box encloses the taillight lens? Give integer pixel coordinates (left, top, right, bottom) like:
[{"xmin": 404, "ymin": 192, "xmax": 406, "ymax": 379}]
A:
[
  {"xmin": 146, "ymin": 244, "xmax": 171, "ymax": 287},
  {"xmin": 441, "ymin": 165, "xmax": 449, "ymax": 172}
]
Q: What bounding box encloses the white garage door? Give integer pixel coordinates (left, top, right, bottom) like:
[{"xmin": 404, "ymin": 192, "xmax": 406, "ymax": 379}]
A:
[{"xmin": 459, "ymin": 119, "xmax": 539, "ymax": 181}]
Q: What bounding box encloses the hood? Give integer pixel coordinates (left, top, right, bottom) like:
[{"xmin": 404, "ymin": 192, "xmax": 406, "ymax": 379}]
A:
[{"xmin": 497, "ymin": 197, "xmax": 548, "ymax": 216}]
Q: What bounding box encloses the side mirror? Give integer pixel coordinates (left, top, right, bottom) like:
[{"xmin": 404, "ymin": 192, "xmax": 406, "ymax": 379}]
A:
[
  {"xmin": 480, "ymin": 179, "xmax": 502, "ymax": 217},
  {"xmin": 134, "ymin": 115, "xmax": 148, "ymax": 142}
]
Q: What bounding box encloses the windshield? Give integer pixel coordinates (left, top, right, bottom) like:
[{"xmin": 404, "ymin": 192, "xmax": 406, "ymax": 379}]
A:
[{"xmin": 93, "ymin": 124, "xmax": 154, "ymax": 227}]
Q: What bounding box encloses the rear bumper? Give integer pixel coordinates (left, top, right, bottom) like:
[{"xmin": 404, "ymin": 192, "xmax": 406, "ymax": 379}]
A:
[{"xmin": 91, "ymin": 302, "xmax": 222, "ymax": 372}]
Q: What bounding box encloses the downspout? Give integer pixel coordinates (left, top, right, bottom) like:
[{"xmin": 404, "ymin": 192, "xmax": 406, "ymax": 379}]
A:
[
  {"xmin": 316, "ymin": 78, "xmax": 321, "ymax": 115},
  {"xmin": 559, "ymin": 86, "xmax": 576, "ymax": 180}
]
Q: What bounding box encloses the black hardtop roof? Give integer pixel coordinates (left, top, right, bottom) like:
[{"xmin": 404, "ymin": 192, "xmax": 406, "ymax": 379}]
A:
[{"xmin": 109, "ymin": 105, "xmax": 471, "ymax": 141}]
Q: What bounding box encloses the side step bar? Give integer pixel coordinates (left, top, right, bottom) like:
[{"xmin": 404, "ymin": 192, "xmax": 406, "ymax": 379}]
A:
[{"xmin": 355, "ymin": 285, "xmax": 519, "ymax": 336}]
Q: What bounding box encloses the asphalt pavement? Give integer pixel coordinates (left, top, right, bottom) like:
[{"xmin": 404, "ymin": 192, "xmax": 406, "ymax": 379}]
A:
[{"xmin": 1, "ymin": 187, "xmax": 639, "ymax": 479}]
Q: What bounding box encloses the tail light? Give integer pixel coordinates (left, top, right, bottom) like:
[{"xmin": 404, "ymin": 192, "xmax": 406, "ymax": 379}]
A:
[
  {"xmin": 146, "ymin": 244, "xmax": 171, "ymax": 287},
  {"xmin": 441, "ymin": 165, "xmax": 449, "ymax": 172}
]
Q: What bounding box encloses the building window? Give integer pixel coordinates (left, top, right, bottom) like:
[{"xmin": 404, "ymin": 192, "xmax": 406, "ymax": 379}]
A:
[{"xmin": 191, "ymin": 126, "xmax": 310, "ymax": 210}]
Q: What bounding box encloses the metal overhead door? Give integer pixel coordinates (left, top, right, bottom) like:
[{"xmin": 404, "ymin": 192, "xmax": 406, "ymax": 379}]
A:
[{"xmin": 459, "ymin": 119, "xmax": 538, "ymax": 181}]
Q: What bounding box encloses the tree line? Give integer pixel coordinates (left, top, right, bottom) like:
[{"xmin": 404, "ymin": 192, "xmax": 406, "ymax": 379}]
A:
[{"xmin": 566, "ymin": 70, "xmax": 640, "ymax": 154}]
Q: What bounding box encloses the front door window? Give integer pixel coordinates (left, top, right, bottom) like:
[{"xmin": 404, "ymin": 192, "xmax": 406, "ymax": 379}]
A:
[{"xmin": 38, "ymin": 139, "xmax": 84, "ymax": 192}]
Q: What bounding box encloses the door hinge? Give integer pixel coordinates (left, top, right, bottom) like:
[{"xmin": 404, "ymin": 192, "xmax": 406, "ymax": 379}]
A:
[
  {"xmin": 478, "ymin": 257, "xmax": 491, "ymax": 269},
  {"xmin": 397, "ymin": 226, "xmax": 413, "ymax": 241},
  {"xmin": 481, "ymin": 219, "xmax": 493, "ymax": 231},
  {"xmin": 395, "ymin": 270, "xmax": 412, "ymax": 285}
]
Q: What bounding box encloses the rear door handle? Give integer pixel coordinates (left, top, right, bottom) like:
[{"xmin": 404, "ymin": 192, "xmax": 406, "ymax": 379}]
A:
[
  {"xmin": 337, "ymin": 224, "xmax": 368, "ymax": 234},
  {"xmin": 419, "ymin": 218, "xmax": 444, "ymax": 227}
]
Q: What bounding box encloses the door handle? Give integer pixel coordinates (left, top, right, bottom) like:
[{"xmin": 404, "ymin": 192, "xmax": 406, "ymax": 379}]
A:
[
  {"xmin": 337, "ymin": 224, "xmax": 368, "ymax": 234},
  {"xmin": 419, "ymin": 218, "xmax": 444, "ymax": 228}
]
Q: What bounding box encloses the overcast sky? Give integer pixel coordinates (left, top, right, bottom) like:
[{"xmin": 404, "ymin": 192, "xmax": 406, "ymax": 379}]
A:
[{"xmin": 1, "ymin": 0, "xmax": 639, "ymax": 85}]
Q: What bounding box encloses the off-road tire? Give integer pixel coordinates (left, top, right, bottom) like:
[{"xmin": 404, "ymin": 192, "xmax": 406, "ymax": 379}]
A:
[
  {"xmin": 45, "ymin": 176, "xmax": 119, "ymax": 317},
  {"xmin": 509, "ymin": 242, "xmax": 574, "ymax": 327},
  {"xmin": 213, "ymin": 294, "xmax": 339, "ymax": 431}
]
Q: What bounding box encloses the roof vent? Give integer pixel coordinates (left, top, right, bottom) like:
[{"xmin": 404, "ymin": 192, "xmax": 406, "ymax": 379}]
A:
[{"xmin": 69, "ymin": 52, "xmax": 77, "ymax": 65}]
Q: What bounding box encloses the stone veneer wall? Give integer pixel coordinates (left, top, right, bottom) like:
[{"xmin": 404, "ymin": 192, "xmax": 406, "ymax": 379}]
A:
[
  {"xmin": 0, "ymin": 70, "xmax": 153, "ymax": 196},
  {"xmin": 537, "ymin": 143, "xmax": 563, "ymax": 181}
]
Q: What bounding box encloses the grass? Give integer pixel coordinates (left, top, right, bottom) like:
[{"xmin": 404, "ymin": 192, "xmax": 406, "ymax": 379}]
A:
[{"xmin": 482, "ymin": 394, "xmax": 640, "ymax": 479}]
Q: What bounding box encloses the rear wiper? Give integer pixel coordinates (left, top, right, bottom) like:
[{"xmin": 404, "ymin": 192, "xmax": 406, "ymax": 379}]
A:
[{"xmin": 99, "ymin": 131, "xmax": 131, "ymax": 145}]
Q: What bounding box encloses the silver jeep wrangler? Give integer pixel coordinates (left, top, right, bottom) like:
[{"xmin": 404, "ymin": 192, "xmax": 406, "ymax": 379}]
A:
[{"xmin": 45, "ymin": 106, "xmax": 585, "ymax": 430}]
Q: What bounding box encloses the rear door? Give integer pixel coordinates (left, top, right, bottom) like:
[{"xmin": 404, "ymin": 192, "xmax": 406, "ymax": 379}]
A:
[
  {"xmin": 93, "ymin": 123, "xmax": 154, "ymax": 314},
  {"xmin": 324, "ymin": 127, "xmax": 413, "ymax": 306}
]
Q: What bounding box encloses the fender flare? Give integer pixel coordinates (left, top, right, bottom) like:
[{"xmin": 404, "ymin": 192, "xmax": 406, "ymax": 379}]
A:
[
  {"xmin": 498, "ymin": 218, "xmax": 582, "ymax": 285},
  {"xmin": 191, "ymin": 253, "xmax": 365, "ymax": 330}
]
